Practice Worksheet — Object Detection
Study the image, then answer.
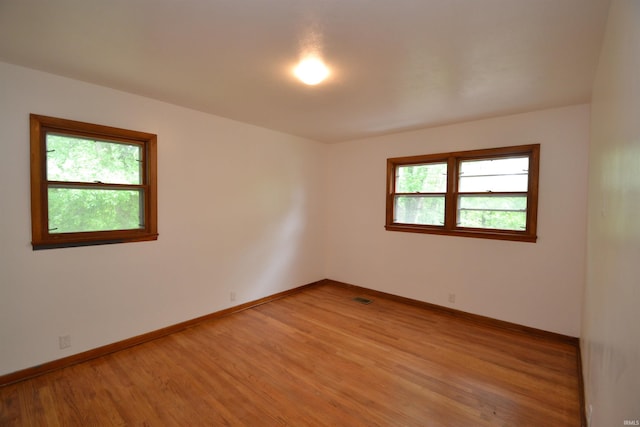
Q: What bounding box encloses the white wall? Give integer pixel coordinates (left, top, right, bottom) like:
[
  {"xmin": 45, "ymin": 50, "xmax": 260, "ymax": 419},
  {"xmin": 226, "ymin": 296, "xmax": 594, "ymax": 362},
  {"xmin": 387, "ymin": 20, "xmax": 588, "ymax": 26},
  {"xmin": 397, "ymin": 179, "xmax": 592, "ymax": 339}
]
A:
[
  {"xmin": 582, "ymin": 0, "xmax": 640, "ymax": 425},
  {"xmin": 0, "ymin": 62, "xmax": 327, "ymax": 376},
  {"xmin": 326, "ymin": 105, "xmax": 590, "ymax": 336}
]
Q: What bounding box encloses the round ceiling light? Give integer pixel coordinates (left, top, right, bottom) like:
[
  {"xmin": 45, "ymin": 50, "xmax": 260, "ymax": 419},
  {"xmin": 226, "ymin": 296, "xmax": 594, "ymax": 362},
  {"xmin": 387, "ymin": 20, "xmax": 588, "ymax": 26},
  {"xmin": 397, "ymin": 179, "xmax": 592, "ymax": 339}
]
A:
[{"xmin": 294, "ymin": 57, "xmax": 330, "ymax": 85}]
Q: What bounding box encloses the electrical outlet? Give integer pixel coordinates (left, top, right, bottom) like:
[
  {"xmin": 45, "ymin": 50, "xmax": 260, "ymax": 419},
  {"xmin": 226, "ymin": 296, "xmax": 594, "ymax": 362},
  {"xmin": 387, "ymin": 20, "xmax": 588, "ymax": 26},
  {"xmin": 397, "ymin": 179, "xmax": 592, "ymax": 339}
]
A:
[
  {"xmin": 230, "ymin": 292, "xmax": 236, "ymax": 302},
  {"xmin": 58, "ymin": 335, "xmax": 71, "ymax": 349},
  {"xmin": 448, "ymin": 293, "xmax": 456, "ymax": 304},
  {"xmin": 587, "ymin": 404, "xmax": 593, "ymax": 425}
]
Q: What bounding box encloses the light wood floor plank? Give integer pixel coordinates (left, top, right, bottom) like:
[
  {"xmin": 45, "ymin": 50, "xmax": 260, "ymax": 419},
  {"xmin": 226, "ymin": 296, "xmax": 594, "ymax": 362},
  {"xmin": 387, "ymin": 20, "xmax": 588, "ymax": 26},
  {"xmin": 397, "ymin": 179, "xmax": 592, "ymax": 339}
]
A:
[{"xmin": 0, "ymin": 282, "xmax": 581, "ymax": 426}]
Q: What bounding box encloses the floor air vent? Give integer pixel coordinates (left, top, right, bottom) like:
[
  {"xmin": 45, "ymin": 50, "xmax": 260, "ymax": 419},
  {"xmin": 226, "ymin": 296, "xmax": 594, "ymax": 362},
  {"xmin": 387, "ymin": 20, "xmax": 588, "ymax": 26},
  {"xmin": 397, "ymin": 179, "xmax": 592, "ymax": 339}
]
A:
[{"xmin": 352, "ymin": 296, "xmax": 373, "ymax": 305}]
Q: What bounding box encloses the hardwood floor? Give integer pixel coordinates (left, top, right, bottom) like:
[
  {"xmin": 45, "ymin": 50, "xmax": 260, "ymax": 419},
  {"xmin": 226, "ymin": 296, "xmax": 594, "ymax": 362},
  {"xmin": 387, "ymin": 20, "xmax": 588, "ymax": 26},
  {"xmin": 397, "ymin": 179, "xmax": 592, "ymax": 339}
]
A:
[{"xmin": 0, "ymin": 281, "xmax": 582, "ymax": 426}]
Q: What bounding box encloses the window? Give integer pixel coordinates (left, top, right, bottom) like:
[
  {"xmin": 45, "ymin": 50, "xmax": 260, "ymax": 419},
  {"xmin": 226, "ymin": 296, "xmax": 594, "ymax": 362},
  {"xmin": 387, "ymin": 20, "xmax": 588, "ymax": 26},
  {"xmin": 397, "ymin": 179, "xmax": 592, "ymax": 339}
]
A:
[
  {"xmin": 30, "ymin": 114, "xmax": 158, "ymax": 249},
  {"xmin": 386, "ymin": 144, "xmax": 540, "ymax": 242}
]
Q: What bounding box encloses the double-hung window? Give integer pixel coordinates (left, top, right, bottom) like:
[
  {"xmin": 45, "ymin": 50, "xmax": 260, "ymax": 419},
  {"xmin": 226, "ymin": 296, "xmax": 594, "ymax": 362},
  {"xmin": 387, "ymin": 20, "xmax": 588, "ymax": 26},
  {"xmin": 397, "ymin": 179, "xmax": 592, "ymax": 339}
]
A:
[
  {"xmin": 386, "ymin": 144, "xmax": 540, "ymax": 242},
  {"xmin": 30, "ymin": 114, "xmax": 158, "ymax": 249}
]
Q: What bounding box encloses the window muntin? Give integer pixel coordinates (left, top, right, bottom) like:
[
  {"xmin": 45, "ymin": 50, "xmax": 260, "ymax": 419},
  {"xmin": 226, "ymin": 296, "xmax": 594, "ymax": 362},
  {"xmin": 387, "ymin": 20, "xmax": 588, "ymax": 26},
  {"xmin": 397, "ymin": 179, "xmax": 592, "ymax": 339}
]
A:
[
  {"xmin": 386, "ymin": 145, "xmax": 539, "ymax": 242},
  {"xmin": 30, "ymin": 114, "xmax": 158, "ymax": 249}
]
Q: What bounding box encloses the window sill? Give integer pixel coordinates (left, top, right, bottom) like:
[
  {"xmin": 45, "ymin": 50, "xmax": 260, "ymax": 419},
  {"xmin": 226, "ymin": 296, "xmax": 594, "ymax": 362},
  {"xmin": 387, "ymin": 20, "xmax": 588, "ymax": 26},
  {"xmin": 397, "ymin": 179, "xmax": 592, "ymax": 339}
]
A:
[
  {"xmin": 385, "ymin": 224, "xmax": 536, "ymax": 243},
  {"xmin": 32, "ymin": 233, "xmax": 158, "ymax": 250}
]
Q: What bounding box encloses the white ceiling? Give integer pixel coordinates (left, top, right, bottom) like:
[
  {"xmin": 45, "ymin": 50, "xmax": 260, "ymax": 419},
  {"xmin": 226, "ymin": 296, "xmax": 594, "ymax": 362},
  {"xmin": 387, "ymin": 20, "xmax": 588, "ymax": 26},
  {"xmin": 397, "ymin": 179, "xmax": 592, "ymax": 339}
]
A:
[{"xmin": 0, "ymin": 0, "xmax": 611, "ymax": 143}]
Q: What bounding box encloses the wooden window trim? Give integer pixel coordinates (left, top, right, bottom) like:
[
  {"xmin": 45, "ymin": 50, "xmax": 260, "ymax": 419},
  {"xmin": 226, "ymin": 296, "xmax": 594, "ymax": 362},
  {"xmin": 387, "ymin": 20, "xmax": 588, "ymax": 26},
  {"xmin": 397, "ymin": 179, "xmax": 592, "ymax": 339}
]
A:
[
  {"xmin": 30, "ymin": 114, "xmax": 158, "ymax": 250},
  {"xmin": 386, "ymin": 144, "xmax": 540, "ymax": 243}
]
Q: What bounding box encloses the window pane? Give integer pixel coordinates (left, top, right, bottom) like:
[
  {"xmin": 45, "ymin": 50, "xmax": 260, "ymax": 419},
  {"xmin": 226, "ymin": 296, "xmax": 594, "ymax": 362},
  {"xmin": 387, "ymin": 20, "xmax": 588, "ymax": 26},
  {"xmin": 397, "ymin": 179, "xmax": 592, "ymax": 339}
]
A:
[
  {"xmin": 458, "ymin": 156, "xmax": 528, "ymax": 192},
  {"xmin": 394, "ymin": 195, "xmax": 445, "ymax": 225},
  {"xmin": 396, "ymin": 163, "xmax": 447, "ymax": 193},
  {"xmin": 458, "ymin": 195, "xmax": 527, "ymax": 230},
  {"xmin": 46, "ymin": 133, "xmax": 142, "ymax": 184},
  {"xmin": 48, "ymin": 188, "xmax": 144, "ymax": 233}
]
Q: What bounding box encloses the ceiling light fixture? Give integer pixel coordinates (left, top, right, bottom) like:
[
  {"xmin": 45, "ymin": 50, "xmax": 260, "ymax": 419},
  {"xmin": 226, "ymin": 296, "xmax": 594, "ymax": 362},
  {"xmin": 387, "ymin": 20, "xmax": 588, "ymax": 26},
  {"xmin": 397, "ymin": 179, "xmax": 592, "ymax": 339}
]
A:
[{"xmin": 294, "ymin": 57, "xmax": 330, "ymax": 85}]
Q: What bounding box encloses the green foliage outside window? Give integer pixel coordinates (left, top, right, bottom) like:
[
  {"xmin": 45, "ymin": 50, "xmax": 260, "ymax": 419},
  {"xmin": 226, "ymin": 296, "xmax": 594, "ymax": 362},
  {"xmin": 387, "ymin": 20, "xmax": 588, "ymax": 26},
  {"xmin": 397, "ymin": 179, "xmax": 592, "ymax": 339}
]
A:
[
  {"xmin": 395, "ymin": 163, "xmax": 446, "ymax": 225},
  {"xmin": 386, "ymin": 144, "xmax": 539, "ymax": 242},
  {"xmin": 46, "ymin": 134, "xmax": 144, "ymax": 233},
  {"xmin": 458, "ymin": 196, "xmax": 527, "ymax": 230},
  {"xmin": 392, "ymin": 157, "xmax": 530, "ymax": 231},
  {"xmin": 48, "ymin": 188, "xmax": 142, "ymax": 233}
]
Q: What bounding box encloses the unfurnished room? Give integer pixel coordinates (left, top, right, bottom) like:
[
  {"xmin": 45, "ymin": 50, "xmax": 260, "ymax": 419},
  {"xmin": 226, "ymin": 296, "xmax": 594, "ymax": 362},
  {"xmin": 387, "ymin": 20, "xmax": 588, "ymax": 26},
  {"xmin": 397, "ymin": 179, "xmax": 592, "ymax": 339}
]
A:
[{"xmin": 0, "ymin": 0, "xmax": 638, "ymax": 426}]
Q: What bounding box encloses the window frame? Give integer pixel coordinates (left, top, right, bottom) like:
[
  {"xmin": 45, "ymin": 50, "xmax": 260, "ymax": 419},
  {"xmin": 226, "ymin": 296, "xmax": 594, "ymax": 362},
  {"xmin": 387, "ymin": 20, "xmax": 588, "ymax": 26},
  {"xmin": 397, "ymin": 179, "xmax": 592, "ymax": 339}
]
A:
[
  {"xmin": 30, "ymin": 114, "xmax": 158, "ymax": 250},
  {"xmin": 385, "ymin": 144, "xmax": 540, "ymax": 242}
]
